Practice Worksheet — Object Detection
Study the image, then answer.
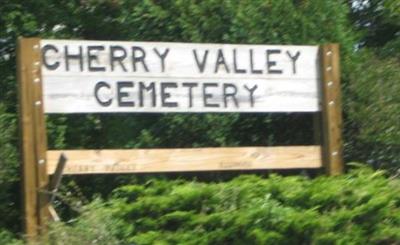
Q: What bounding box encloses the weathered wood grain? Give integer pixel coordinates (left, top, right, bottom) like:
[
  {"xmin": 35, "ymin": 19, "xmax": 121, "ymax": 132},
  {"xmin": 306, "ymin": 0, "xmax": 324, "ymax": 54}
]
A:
[
  {"xmin": 320, "ymin": 44, "xmax": 344, "ymax": 175},
  {"xmin": 40, "ymin": 40, "xmax": 320, "ymax": 113},
  {"xmin": 17, "ymin": 38, "xmax": 40, "ymax": 240},
  {"xmin": 30, "ymin": 39, "xmax": 49, "ymax": 234},
  {"xmin": 47, "ymin": 146, "xmax": 322, "ymax": 175}
]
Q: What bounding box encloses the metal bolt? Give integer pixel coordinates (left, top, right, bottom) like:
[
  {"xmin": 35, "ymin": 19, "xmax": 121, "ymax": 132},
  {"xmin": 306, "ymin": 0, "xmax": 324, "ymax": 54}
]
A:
[
  {"xmin": 326, "ymin": 51, "xmax": 332, "ymax": 56},
  {"xmin": 328, "ymin": 81, "xmax": 333, "ymax": 87},
  {"xmin": 35, "ymin": 101, "xmax": 42, "ymax": 106},
  {"xmin": 38, "ymin": 159, "xmax": 45, "ymax": 165},
  {"xmin": 33, "ymin": 45, "xmax": 40, "ymax": 50},
  {"xmin": 326, "ymin": 66, "xmax": 332, "ymax": 71},
  {"xmin": 332, "ymin": 151, "xmax": 338, "ymax": 156},
  {"xmin": 34, "ymin": 78, "xmax": 40, "ymax": 83},
  {"xmin": 329, "ymin": 101, "xmax": 335, "ymax": 106},
  {"xmin": 34, "ymin": 61, "xmax": 40, "ymax": 67}
]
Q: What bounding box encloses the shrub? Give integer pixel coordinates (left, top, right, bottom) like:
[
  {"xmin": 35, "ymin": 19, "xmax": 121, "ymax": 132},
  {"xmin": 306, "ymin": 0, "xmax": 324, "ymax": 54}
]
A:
[
  {"xmin": 55, "ymin": 166, "xmax": 400, "ymax": 245},
  {"xmin": 0, "ymin": 229, "xmax": 23, "ymax": 245},
  {"xmin": 43, "ymin": 200, "xmax": 122, "ymax": 245}
]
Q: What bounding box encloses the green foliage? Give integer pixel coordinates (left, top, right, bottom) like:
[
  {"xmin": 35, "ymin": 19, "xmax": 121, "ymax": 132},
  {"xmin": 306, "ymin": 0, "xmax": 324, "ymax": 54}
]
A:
[
  {"xmin": 343, "ymin": 0, "xmax": 400, "ymax": 169},
  {"xmin": 351, "ymin": 0, "xmax": 400, "ymax": 54},
  {"xmin": 0, "ymin": 104, "xmax": 20, "ymax": 232},
  {"xmin": 56, "ymin": 167, "xmax": 400, "ymax": 245},
  {"xmin": 44, "ymin": 200, "xmax": 122, "ymax": 245},
  {"xmin": 0, "ymin": 105, "xmax": 18, "ymax": 183},
  {"xmin": 350, "ymin": 57, "xmax": 400, "ymax": 141},
  {"xmin": 0, "ymin": 230, "xmax": 23, "ymax": 245},
  {"xmin": 344, "ymin": 51, "xmax": 400, "ymax": 169}
]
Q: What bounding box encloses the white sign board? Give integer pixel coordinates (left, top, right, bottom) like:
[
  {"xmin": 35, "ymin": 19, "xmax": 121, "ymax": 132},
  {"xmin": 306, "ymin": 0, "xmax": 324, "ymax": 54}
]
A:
[{"xmin": 40, "ymin": 40, "xmax": 320, "ymax": 113}]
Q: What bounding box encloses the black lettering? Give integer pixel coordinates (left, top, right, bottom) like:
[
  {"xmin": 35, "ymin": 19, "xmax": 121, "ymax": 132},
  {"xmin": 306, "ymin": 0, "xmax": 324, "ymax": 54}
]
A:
[
  {"xmin": 223, "ymin": 83, "xmax": 238, "ymax": 108},
  {"xmin": 132, "ymin": 46, "xmax": 149, "ymax": 72},
  {"xmin": 153, "ymin": 48, "xmax": 169, "ymax": 72},
  {"xmin": 233, "ymin": 49, "xmax": 246, "ymax": 73},
  {"xmin": 266, "ymin": 49, "xmax": 282, "ymax": 74},
  {"xmin": 117, "ymin": 81, "xmax": 134, "ymax": 107},
  {"xmin": 286, "ymin": 50, "xmax": 300, "ymax": 74},
  {"xmin": 65, "ymin": 45, "xmax": 83, "ymax": 71},
  {"xmin": 87, "ymin": 45, "xmax": 106, "ymax": 72},
  {"xmin": 110, "ymin": 45, "xmax": 127, "ymax": 72},
  {"xmin": 214, "ymin": 49, "xmax": 230, "ymax": 73},
  {"xmin": 42, "ymin": 44, "xmax": 60, "ymax": 70},
  {"xmin": 250, "ymin": 49, "xmax": 262, "ymax": 74},
  {"xmin": 161, "ymin": 82, "xmax": 178, "ymax": 107},
  {"xmin": 139, "ymin": 82, "xmax": 156, "ymax": 107},
  {"xmin": 182, "ymin": 82, "xmax": 198, "ymax": 108},
  {"xmin": 203, "ymin": 83, "xmax": 219, "ymax": 107},
  {"xmin": 244, "ymin": 84, "xmax": 258, "ymax": 107},
  {"xmin": 193, "ymin": 49, "xmax": 209, "ymax": 73},
  {"xmin": 94, "ymin": 81, "xmax": 112, "ymax": 106}
]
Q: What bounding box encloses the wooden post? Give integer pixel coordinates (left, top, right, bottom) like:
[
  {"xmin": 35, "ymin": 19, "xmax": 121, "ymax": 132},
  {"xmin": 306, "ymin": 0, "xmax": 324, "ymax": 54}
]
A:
[
  {"xmin": 320, "ymin": 44, "xmax": 344, "ymax": 175},
  {"xmin": 17, "ymin": 37, "xmax": 49, "ymax": 240},
  {"xmin": 31, "ymin": 38, "xmax": 49, "ymax": 235}
]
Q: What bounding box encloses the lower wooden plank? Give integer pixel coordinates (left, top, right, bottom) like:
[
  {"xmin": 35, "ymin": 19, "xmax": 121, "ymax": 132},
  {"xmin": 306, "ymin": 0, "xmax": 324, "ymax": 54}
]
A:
[{"xmin": 47, "ymin": 146, "xmax": 322, "ymax": 175}]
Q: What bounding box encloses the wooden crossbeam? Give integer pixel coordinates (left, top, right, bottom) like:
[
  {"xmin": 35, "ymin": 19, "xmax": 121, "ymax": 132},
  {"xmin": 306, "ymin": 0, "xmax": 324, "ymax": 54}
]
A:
[{"xmin": 47, "ymin": 146, "xmax": 322, "ymax": 175}]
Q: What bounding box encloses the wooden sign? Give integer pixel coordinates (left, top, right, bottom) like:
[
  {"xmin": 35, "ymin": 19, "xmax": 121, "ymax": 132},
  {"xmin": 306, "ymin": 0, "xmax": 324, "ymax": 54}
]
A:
[
  {"xmin": 41, "ymin": 40, "xmax": 320, "ymax": 113},
  {"xmin": 17, "ymin": 38, "xmax": 343, "ymax": 240}
]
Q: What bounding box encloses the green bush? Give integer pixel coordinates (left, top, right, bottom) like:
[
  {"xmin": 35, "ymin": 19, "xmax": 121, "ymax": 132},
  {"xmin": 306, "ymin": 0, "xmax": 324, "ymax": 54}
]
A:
[
  {"xmin": 51, "ymin": 167, "xmax": 400, "ymax": 245},
  {"xmin": 0, "ymin": 229, "xmax": 23, "ymax": 245},
  {"xmin": 45, "ymin": 200, "xmax": 122, "ymax": 245}
]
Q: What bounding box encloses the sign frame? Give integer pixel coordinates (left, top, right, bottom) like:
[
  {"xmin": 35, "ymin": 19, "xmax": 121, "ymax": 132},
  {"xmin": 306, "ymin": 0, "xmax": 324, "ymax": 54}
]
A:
[{"xmin": 17, "ymin": 37, "xmax": 343, "ymax": 240}]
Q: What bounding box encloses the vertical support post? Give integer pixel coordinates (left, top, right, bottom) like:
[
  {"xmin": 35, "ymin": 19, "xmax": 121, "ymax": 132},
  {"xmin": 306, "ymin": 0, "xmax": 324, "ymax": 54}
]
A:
[
  {"xmin": 17, "ymin": 37, "xmax": 38, "ymax": 241},
  {"xmin": 17, "ymin": 37, "xmax": 49, "ymax": 240},
  {"xmin": 320, "ymin": 44, "xmax": 344, "ymax": 175},
  {"xmin": 32, "ymin": 38, "xmax": 50, "ymax": 235}
]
